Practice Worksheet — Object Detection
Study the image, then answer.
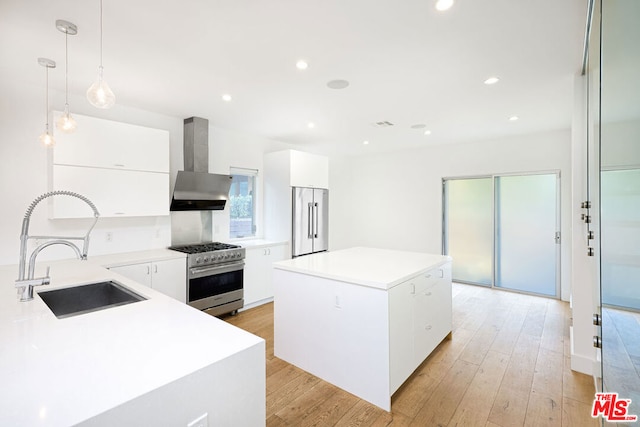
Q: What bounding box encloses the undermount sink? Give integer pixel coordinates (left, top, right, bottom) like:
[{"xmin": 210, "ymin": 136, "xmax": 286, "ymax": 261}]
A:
[{"xmin": 38, "ymin": 281, "xmax": 146, "ymax": 319}]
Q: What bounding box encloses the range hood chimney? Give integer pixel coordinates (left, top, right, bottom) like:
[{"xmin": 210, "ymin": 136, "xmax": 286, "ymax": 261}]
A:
[{"xmin": 170, "ymin": 117, "xmax": 232, "ymax": 211}]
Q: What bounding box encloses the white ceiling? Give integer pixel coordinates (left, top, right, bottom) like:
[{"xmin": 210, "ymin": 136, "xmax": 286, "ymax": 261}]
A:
[{"xmin": 0, "ymin": 0, "xmax": 587, "ymax": 156}]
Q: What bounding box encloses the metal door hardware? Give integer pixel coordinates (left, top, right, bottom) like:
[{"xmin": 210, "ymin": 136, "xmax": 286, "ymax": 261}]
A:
[
  {"xmin": 593, "ymin": 313, "xmax": 602, "ymax": 326},
  {"xmin": 588, "ymin": 231, "xmax": 594, "ymax": 240},
  {"xmin": 581, "ymin": 201, "xmax": 591, "ymax": 209},
  {"xmin": 584, "ymin": 215, "xmax": 591, "ymax": 223},
  {"xmin": 588, "ymin": 247, "xmax": 594, "ymax": 256},
  {"xmin": 555, "ymin": 232, "xmax": 561, "ymax": 244},
  {"xmin": 593, "ymin": 335, "xmax": 602, "ymax": 348}
]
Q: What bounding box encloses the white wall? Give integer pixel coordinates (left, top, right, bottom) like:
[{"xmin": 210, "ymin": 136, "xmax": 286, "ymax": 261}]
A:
[{"xmin": 329, "ymin": 129, "xmax": 573, "ymax": 301}]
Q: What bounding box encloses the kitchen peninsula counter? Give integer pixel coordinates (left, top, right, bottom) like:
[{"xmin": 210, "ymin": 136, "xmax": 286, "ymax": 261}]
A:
[
  {"xmin": 273, "ymin": 247, "xmax": 452, "ymax": 411},
  {"xmin": 0, "ymin": 257, "xmax": 265, "ymax": 426}
]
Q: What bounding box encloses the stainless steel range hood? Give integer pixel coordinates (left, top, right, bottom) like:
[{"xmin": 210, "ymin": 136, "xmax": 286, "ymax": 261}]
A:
[
  {"xmin": 170, "ymin": 117, "xmax": 232, "ymax": 211},
  {"xmin": 170, "ymin": 171, "xmax": 231, "ymax": 211}
]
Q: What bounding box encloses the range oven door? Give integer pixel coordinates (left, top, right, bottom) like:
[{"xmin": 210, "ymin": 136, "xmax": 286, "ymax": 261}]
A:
[{"xmin": 187, "ymin": 261, "xmax": 244, "ymax": 311}]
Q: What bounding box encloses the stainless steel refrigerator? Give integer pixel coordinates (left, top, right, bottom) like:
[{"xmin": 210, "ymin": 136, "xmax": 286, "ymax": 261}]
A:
[{"xmin": 292, "ymin": 187, "xmax": 328, "ymax": 257}]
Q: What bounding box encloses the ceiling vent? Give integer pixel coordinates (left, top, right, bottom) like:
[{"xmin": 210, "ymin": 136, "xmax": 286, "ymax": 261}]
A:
[{"xmin": 374, "ymin": 121, "xmax": 394, "ymax": 127}]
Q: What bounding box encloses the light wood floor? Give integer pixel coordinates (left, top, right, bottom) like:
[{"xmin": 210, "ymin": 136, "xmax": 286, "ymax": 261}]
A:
[
  {"xmin": 222, "ymin": 283, "xmax": 598, "ymax": 426},
  {"xmin": 601, "ymin": 307, "xmax": 640, "ymax": 425}
]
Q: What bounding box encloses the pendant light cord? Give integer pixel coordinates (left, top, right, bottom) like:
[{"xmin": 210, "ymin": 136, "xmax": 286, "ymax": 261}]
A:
[
  {"xmin": 45, "ymin": 65, "xmax": 49, "ymax": 130},
  {"xmin": 64, "ymin": 31, "xmax": 69, "ymax": 106},
  {"xmin": 99, "ymin": 0, "xmax": 103, "ymax": 68}
]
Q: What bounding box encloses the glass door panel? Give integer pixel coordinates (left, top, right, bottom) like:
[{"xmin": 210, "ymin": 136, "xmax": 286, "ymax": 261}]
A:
[
  {"xmin": 494, "ymin": 174, "xmax": 558, "ymax": 297},
  {"xmin": 443, "ymin": 178, "xmax": 493, "ymax": 286},
  {"xmin": 601, "ymin": 169, "xmax": 640, "ymax": 310}
]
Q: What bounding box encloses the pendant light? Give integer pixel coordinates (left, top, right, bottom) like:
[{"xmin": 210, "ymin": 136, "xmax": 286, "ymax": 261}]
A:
[
  {"xmin": 86, "ymin": 0, "xmax": 115, "ymax": 108},
  {"xmin": 37, "ymin": 58, "xmax": 57, "ymax": 146},
  {"xmin": 55, "ymin": 20, "xmax": 78, "ymax": 133}
]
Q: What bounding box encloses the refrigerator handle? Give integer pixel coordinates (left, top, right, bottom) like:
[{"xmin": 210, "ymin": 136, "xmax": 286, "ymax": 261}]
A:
[
  {"xmin": 314, "ymin": 202, "xmax": 319, "ymax": 238},
  {"xmin": 308, "ymin": 202, "xmax": 313, "ymax": 238}
]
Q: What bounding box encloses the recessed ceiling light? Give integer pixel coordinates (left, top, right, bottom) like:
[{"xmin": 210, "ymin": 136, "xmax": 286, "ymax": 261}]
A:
[
  {"xmin": 307, "ymin": 122, "xmax": 315, "ymax": 129},
  {"xmin": 509, "ymin": 116, "xmax": 519, "ymax": 121},
  {"xmin": 424, "ymin": 130, "xmax": 432, "ymax": 135},
  {"xmin": 296, "ymin": 60, "xmax": 308, "ymax": 70},
  {"xmin": 222, "ymin": 94, "xmax": 232, "ymax": 102},
  {"xmin": 484, "ymin": 77, "xmax": 500, "ymax": 85},
  {"xmin": 363, "ymin": 140, "xmax": 369, "ymax": 145},
  {"xmin": 411, "ymin": 124, "xmax": 426, "ymax": 129},
  {"xmin": 435, "ymin": 0, "xmax": 454, "ymax": 11},
  {"xmin": 327, "ymin": 79, "xmax": 350, "ymax": 90}
]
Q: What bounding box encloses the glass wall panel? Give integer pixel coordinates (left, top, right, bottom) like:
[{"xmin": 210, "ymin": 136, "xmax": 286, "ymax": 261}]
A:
[
  {"xmin": 443, "ymin": 178, "xmax": 493, "ymax": 286},
  {"xmin": 495, "ymin": 174, "xmax": 558, "ymax": 296},
  {"xmin": 601, "ymin": 169, "xmax": 640, "ymax": 310},
  {"xmin": 599, "ymin": 0, "xmax": 640, "ymax": 415}
]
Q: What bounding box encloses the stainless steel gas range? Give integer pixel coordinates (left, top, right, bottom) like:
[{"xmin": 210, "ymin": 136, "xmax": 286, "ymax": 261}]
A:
[{"xmin": 168, "ymin": 242, "xmax": 245, "ymax": 316}]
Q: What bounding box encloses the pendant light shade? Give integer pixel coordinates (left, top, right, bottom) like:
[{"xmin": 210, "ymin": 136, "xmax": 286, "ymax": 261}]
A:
[
  {"xmin": 55, "ymin": 19, "xmax": 78, "ymax": 133},
  {"xmin": 87, "ymin": 0, "xmax": 115, "ymax": 109},
  {"xmin": 87, "ymin": 66, "xmax": 115, "ymax": 108},
  {"xmin": 38, "ymin": 57, "xmax": 56, "ymax": 147}
]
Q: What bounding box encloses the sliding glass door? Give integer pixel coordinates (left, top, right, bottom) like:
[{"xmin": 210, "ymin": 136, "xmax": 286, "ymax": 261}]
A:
[
  {"xmin": 494, "ymin": 174, "xmax": 559, "ymax": 296},
  {"xmin": 443, "ymin": 178, "xmax": 493, "ymax": 286},
  {"xmin": 443, "ymin": 173, "xmax": 559, "ymax": 297}
]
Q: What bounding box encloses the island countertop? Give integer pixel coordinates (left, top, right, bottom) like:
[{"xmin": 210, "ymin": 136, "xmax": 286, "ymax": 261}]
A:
[
  {"xmin": 0, "ymin": 257, "xmax": 264, "ymax": 426},
  {"xmin": 273, "ymin": 247, "xmax": 451, "ymax": 290}
]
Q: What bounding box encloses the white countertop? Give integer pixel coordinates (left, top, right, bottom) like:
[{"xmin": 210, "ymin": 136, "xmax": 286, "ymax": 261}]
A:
[
  {"xmin": 273, "ymin": 247, "xmax": 451, "ymax": 290},
  {"xmin": 231, "ymin": 239, "xmax": 289, "ymax": 249},
  {"xmin": 0, "ymin": 255, "xmax": 263, "ymax": 426}
]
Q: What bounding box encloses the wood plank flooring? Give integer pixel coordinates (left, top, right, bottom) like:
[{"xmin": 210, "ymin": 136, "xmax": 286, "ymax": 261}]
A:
[
  {"xmin": 221, "ymin": 283, "xmax": 598, "ymax": 426},
  {"xmin": 601, "ymin": 307, "xmax": 640, "ymax": 425}
]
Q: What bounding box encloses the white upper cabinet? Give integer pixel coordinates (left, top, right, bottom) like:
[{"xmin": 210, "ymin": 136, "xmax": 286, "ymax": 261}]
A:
[
  {"xmin": 52, "ymin": 165, "xmax": 169, "ymax": 218},
  {"xmin": 53, "ymin": 112, "xmax": 170, "ymax": 173},
  {"xmin": 265, "ymin": 149, "xmax": 329, "ymax": 189},
  {"xmin": 289, "ymin": 150, "xmax": 329, "ymax": 189},
  {"xmin": 50, "ymin": 112, "xmax": 170, "ymax": 218}
]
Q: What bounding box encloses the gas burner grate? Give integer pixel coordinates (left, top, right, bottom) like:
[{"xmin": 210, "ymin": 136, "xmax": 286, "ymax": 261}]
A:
[{"xmin": 168, "ymin": 242, "xmax": 241, "ymax": 254}]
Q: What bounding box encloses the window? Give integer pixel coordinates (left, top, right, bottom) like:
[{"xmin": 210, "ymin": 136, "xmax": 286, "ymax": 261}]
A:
[{"xmin": 229, "ymin": 167, "xmax": 257, "ymax": 238}]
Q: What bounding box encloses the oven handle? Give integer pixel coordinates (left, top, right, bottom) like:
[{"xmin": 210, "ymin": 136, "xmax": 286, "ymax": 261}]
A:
[{"xmin": 190, "ymin": 261, "xmax": 244, "ymax": 279}]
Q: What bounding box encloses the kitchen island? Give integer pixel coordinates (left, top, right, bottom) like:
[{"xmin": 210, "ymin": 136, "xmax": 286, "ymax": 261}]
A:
[
  {"xmin": 0, "ymin": 254, "xmax": 265, "ymax": 426},
  {"xmin": 273, "ymin": 247, "xmax": 452, "ymax": 411}
]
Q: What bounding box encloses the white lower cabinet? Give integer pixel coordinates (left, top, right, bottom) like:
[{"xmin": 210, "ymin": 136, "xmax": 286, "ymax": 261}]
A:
[
  {"xmin": 244, "ymin": 244, "xmax": 288, "ymax": 306},
  {"xmin": 389, "ymin": 264, "xmax": 452, "ymax": 393},
  {"xmin": 109, "ymin": 258, "xmax": 186, "ymax": 303}
]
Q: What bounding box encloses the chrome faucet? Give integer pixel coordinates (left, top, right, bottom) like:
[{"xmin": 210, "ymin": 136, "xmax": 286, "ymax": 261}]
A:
[{"xmin": 15, "ymin": 191, "xmax": 100, "ymax": 301}]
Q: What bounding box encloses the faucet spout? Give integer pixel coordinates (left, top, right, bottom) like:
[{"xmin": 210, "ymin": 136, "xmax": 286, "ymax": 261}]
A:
[{"xmin": 27, "ymin": 240, "xmax": 83, "ymax": 279}]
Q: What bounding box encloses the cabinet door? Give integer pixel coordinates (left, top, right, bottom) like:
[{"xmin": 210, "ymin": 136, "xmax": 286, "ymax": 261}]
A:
[
  {"xmin": 109, "ymin": 263, "xmax": 152, "ymax": 287},
  {"xmin": 414, "ymin": 267, "xmax": 452, "ymax": 366},
  {"xmin": 151, "ymin": 258, "xmax": 187, "ymax": 303},
  {"xmin": 53, "ymin": 111, "xmax": 170, "ymax": 173},
  {"xmin": 289, "ymin": 150, "xmax": 329, "ymax": 188},
  {"xmin": 52, "ymin": 165, "xmax": 169, "ymax": 218},
  {"xmin": 389, "ymin": 279, "xmax": 415, "ymax": 393},
  {"xmin": 244, "ymin": 248, "xmax": 267, "ymax": 305},
  {"xmin": 265, "ymin": 244, "xmax": 288, "ymax": 298}
]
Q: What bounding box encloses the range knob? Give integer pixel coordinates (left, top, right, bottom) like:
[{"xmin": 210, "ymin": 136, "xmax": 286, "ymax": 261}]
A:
[
  {"xmin": 217, "ymin": 255, "xmax": 223, "ymax": 260},
  {"xmin": 236, "ymin": 253, "xmax": 242, "ymax": 258},
  {"xmin": 203, "ymin": 256, "xmax": 210, "ymax": 263},
  {"xmin": 195, "ymin": 256, "xmax": 203, "ymax": 264}
]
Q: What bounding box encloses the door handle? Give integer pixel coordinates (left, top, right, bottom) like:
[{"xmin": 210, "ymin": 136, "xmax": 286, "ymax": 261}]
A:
[
  {"xmin": 308, "ymin": 203, "xmax": 313, "ymax": 238},
  {"xmin": 314, "ymin": 202, "xmax": 319, "ymax": 238}
]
